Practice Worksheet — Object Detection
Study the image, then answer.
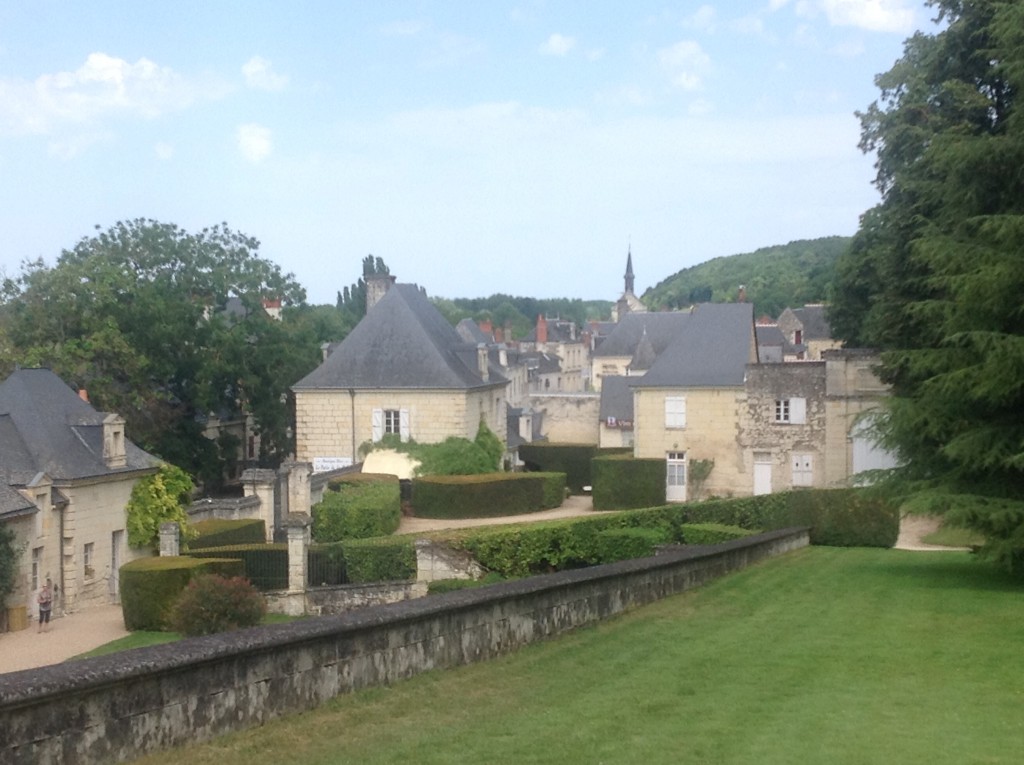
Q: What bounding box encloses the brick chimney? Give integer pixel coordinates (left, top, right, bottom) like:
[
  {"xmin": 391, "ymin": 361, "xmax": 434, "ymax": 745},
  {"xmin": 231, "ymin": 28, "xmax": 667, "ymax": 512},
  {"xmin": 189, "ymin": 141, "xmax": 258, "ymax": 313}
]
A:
[
  {"xmin": 536, "ymin": 315, "xmax": 548, "ymax": 345},
  {"xmin": 365, "ymin": 273, "xmax": 397, "ymax": 314}
]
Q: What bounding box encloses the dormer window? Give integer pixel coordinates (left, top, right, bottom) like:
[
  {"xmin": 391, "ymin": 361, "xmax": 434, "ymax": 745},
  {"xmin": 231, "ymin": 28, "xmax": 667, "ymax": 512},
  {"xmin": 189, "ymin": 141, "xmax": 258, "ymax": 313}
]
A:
[{"xmin": 103, "ymin": 414, "xmax": 128, "ymax": 468}]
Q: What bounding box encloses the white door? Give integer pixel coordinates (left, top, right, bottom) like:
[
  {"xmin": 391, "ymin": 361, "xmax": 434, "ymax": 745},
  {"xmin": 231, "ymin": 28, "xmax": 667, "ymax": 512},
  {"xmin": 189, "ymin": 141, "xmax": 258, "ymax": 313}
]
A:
[
  {"xmin": 666, "ymin": 452, "xmax": 687, "ymax": 503},
  {"xmin": 753, "ymin": 452, "xmax": 772, "ymax": 496}
]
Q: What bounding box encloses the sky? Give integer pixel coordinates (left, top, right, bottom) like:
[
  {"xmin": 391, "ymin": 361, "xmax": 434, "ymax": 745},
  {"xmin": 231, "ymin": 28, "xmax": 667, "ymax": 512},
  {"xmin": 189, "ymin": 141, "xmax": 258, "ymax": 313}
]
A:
[{"xmin": 0, "ymin": 1, "xmax": 935, "ymax": 305}]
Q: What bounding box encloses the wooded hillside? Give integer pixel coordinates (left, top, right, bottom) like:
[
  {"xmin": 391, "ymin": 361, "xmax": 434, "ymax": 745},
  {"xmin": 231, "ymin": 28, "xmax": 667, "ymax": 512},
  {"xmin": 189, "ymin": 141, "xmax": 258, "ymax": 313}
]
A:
[{"xmin": 642, "ymin": 236, "xmax": 850, "ymax": 317}]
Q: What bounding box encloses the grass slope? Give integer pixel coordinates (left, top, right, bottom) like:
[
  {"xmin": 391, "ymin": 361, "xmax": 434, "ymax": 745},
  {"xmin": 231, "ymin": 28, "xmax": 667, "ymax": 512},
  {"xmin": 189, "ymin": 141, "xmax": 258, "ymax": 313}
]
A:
[{"xmin": 136, "ymin": 548, "xmax": 1022, "ymax": 765}]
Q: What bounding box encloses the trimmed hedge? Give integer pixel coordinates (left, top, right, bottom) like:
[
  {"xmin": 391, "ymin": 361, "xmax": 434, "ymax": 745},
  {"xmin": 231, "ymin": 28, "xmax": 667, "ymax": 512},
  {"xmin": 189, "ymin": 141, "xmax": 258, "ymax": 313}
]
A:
[
  {"xmin": 519, "ymin": 444, "xmax": 630, "ymax": 493},
  {"xmin": 412, "ymin": 473, "xmax": 560, "ymax": 519},
  {"xmin": 342, "ymin": 537, "xmax": 416, "ymax": 583},
  {"xmin": 186, "ymin": 544, "xmax": 289, "ymax": 591},
  {"xmin": 679, "ymin": 523, "xmax": 755, "ymax": 545},
  {"xmin": 308, "ymin": 542, "xmax": 347, "ymax": 587},
  {"xmin": 313, "ymin": 474, "xmax": 401, "ymax": 542},
  {"xmin": 591, "ymin": 455, "xmax": 666, "ymax": 510},
  {"xmin": 190, "ymin": 519, "xmax": 266, "ymax": 549},
  {"xmin": 595, "ymin": 527, "xmax": 670, "ymax": 562},
  {"xmin": 783, "ymin": 489, "xmax": 900, "ymax": 547},
  {"xmin": 119, "ymin": 556, "xmax": 244, "ymax": 631}
]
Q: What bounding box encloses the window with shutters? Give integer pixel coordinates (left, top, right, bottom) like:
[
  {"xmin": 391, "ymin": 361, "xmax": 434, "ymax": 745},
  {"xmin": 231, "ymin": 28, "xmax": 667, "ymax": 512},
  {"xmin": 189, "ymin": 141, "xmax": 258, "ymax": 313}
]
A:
[
  {"xmin": 664, "ymin": 396, "xmax": 686, "ymax": 429},
  {"xmin": 774, "ymin": 397, "xmax": 806, "ymax": 424}
]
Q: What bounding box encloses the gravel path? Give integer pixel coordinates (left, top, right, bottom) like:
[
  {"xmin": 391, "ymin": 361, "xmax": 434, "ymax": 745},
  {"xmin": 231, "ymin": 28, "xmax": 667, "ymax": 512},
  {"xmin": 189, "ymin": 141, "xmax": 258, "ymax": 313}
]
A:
[{"xmin": 0, "ymin": 505, "xmax": 968, "ymax": 676}]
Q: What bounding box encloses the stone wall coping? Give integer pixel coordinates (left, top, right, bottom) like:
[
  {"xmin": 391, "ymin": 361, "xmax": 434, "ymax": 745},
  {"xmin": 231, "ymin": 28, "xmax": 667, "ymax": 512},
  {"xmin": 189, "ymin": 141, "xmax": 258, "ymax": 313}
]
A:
[{"xmin": 0, "ymin": 527, "xmax": 808, "ymax": 707}]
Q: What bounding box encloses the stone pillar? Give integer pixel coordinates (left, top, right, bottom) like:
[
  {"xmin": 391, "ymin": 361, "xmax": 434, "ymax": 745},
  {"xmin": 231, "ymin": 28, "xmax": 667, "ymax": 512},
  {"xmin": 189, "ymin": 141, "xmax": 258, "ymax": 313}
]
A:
[
  {"xmin": 159, "ymin": 523, "xmax": 180, "ymax": 557},
  {"xmin": 282, "ymin": 461, "xmax": 313, "ymax": 516},
  {"xmin": 285, "ymin": 513, "xmax": 312, "ymax": 594},
  {"xmin": 242, "ymin": 468, "xmax": 278, "ymax": 542}
]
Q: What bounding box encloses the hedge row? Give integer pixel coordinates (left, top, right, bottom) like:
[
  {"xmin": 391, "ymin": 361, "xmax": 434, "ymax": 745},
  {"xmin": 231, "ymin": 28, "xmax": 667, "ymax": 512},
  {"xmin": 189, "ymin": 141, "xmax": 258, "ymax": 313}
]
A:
[
  {"xmin": 119, "ymin": 556, "xmax": 244, "ymax": 631},
  {"xmin": 445, "ymin": 488, "xmax": 897, "ymax": 578},
  {"xmin": 189, "ymin": 519, "xmax": 266, "ymax": 549},
  {"xmin": 591, "ymin": 455, "xmax": 666, "ymax": 510},
  {"xmin": 341, "ymin": 537, "xmax": 416, "ymax": 583},
  {"xmin": 313, "ymin": 473, "xmax": 401, "ymax": 542},
  {"xmin": 412, "ymin": 472, "xmax": 565, "ymax": 519},
  {"xmin": 519, "ymin": 443, "xmax": 630, "ymax": 492}
]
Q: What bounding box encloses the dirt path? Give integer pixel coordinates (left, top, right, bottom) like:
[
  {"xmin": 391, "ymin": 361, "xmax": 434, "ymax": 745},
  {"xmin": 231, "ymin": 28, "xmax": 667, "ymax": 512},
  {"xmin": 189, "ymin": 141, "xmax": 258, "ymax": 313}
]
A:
[
  {"xmin": 397, "ymin": 494, "xmax": 605, "ymax": 534},
  {"xmin": 893, "ymin": 514, "xmax": 971, "ymax": 551},
  {"xmin": 0, "ymin": 604, "xmax": 128, "ymax": 675}
]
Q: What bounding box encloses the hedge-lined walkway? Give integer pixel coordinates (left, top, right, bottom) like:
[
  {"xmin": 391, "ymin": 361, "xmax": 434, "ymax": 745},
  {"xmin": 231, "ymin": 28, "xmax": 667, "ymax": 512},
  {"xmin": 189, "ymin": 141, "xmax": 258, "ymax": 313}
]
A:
[{"xmin": 396, "ymin": 494, "xmax": 606, "ymax": 534}]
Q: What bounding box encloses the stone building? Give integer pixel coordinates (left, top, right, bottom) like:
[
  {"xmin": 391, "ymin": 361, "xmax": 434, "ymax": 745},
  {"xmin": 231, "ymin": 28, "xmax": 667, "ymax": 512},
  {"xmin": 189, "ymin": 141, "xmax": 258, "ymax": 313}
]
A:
[
  {"xmin": 0, "ymin": 368, "xmax": 159, "ymax": 622},
  {"xmin": 292, "ymin": 282, "xmax": 510, "ymax": 471}
]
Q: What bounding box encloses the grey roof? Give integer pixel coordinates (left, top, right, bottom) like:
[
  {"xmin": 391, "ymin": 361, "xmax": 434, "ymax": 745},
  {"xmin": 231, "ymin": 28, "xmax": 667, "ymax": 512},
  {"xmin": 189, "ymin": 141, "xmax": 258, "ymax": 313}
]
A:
[
  {"xmin": 293, "ymin": 283, "xmax": 508, "ymax": 390},
  {"xmin": 0, "ymin": 482, "xmax": 35, "ymax": 519},
  {"xmin": 756, "ymin": 324, "xmax": 785, "ymax": 347},
  {"xmin": 629, "ymin": 329, "xmax": 658, "ymax": 371},
  {"xmin": 593, "ymin": 312, "xmax": 690, "ymax": 358},
  {"xmin": 631, "ymin": 303, "xmax": 755, "ymax": 388},
  {"xmin": 456, "ymin": 318, "xmax": 490, "ymax": 345},
  {"xmin": 787, "ymin": 305, "xmax": 832, "ymax": 340},
  {"xmin": 0, "ymin": 368, "xmax": 159, "ymax": 483},
  {"xmin": 599, "ymin": 376, "xmax": 634, "ymax": 422}
]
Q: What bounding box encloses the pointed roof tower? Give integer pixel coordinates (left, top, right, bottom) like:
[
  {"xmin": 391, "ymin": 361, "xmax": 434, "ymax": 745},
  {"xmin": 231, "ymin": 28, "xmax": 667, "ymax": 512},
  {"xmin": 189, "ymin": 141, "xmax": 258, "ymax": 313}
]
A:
[{"xmin": 624, "ymin": 247, "xmax": 635, "ymax": 295}]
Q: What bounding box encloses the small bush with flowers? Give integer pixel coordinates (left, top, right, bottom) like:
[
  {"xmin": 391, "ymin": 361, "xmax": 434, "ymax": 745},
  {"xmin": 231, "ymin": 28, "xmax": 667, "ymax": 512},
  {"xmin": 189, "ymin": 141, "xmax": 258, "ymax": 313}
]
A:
[{"xmin": 168, "ymin": 574, "xmax": 266, "ymax": 637}]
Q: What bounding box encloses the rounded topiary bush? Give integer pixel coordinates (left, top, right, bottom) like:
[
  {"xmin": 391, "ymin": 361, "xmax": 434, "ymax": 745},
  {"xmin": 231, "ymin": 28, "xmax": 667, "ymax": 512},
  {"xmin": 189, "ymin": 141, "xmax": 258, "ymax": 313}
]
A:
[
  {"xmin": 167, "ymin": 574, "xmax": 266, "ymax": 636},
  {"xmin": 120, "ymin": 556, "xmax": 244, "ymax": 631}
]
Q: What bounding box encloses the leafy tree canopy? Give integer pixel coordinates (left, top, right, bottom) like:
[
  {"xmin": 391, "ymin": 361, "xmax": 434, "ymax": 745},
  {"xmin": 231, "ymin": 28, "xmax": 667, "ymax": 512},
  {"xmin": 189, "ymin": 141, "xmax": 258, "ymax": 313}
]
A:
[
  {"xmin": 830, "ymin": 0, "xmax": 1024, "ymax": 570},
  {"xmin": 439, "ymin": 295, "xmax": 612, "ymax": 338},
  {"xmin": 0, "ymin": 219, "xmax": 319, "ymax": 486},
  {"xmin": 126, "ymin": 463, "xmax": 196, "ymax": 550},
  {"xmin": 643, "ymin": 237, "xmax": 849, "ymax": 317}
]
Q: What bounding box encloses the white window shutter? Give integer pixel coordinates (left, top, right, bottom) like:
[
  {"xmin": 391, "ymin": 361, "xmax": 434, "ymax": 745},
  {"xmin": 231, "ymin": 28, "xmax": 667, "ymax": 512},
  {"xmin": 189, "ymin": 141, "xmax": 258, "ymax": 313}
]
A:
[
  {"xmin": 665, "ymin": 396, "xmax": 686, "ymax": 428},
  {"xmin": 790, "ymin": 397, "xmax": 806, "ymax": 425},
  {"xmin": 399, "ymin": 408, "xmax": 410, "ymax": 441},
  {"xmin": 371, "ymin": 408, "xmax": 383, "ymax": 442}
]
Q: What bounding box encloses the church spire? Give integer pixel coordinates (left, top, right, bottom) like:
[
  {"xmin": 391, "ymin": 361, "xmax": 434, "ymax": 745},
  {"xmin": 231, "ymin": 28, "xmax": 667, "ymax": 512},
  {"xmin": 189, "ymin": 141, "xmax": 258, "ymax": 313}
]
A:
[{"xmin": 624, "ymin": 246, "xmax": 635, "ymax": 295}]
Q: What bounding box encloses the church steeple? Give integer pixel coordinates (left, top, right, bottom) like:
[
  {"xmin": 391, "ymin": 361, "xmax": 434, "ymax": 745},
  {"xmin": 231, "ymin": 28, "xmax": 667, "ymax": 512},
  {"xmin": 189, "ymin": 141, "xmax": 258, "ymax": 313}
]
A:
[{"xmin": 624, "ymin": 247, "xmax": 635, "ymax": 295}]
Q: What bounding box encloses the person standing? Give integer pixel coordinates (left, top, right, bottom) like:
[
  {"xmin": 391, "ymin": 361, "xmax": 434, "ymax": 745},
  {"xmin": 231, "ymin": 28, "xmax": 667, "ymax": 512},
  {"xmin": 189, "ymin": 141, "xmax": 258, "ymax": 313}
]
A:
[{"xmin": 37, "ymin": 578, "xmax": 53, "ymax": 633}]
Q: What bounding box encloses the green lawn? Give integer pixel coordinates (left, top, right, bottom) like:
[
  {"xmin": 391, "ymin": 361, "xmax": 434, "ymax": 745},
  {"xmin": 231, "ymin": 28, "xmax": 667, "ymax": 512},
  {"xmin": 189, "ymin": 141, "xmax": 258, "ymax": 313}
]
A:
[{"xmin": 135, "ymin": 548, "xmax": 1023, "ymax": 765}]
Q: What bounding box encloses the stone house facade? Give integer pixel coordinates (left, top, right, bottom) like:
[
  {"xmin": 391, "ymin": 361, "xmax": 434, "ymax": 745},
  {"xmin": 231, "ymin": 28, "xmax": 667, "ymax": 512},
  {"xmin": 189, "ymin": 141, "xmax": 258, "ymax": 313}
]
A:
[
  {"xmin": 0, "ymin": 369, "xmax": 159, "ymax": 622},
  {"xmin": 292, "ymin": 283, "xmax": 510, "ymax": 471}
]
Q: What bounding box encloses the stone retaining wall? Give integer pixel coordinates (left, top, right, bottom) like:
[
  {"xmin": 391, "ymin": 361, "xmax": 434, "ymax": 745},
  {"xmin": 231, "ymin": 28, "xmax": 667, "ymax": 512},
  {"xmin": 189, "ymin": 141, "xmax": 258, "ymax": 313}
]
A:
[{"xmin": 0, "ymin": 528, "xmax": 808, "ymax": 764}]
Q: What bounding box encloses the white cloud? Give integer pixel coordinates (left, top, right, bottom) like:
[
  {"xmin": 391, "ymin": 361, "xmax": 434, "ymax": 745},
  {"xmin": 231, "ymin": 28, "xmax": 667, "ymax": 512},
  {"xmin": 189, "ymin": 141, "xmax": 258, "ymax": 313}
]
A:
[
  {"xmin": 47, "ymin": 132, "xmax": 108, "ymax": 159},
  {"xmin": 820, "ymin": 0, "xmax": 916, "ymax": 32},
  {"xmin": 657, "ymin": 41, "xmax": 711, "ymax": 91},
  {"xmin": 242, "ymin": 56, "xmax": 288, "ymax": 91},
  {"xmin": 155, "ymin": 142, "xmax": 174, "ymax": 160},
  {"xmin": 682, "ymin": 5, "xmax": 717, "ymax": 32},
  {"xmin": 237, "ymin": 123, "xmax": 272, "ymax": 162},
  {"xmin": 541, "ymin": 33, "xmax": 576, "ymax": 56},
  {"xmin": 0, "ymin": 52, "xmax": 221, "ymax": 135},
  {"xmin": 779, "ymin": 0, "xmax": 916, "ymax": 32},
  {"xmin": 688, "ymin": 98, "xmax": 714, "ymax": 116},
  {"xmin": 380, "ymin": 19, "xmax": 426, "ymax": 37}
]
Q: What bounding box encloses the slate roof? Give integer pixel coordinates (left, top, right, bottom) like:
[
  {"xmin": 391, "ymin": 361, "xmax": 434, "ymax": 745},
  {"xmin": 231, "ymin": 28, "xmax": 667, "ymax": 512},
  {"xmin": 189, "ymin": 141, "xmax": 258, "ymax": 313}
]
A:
[
  {"xmin": 630, "ymin": 303, "xmax": 756, "ymax": 388},
  {"xmin": 593, "ymin": 312, "xmax": 690, "ymax": 358},
  {"xmin": 599, "ymin": 376, "xmax": 634, "ymax": 422},
  {"xmin": 0, "ymin": 482, "xmax": 35, "ymax": 520},
  {"xmin": 0, "ymin": 368, "xmax": 159, "ymax": 484},
  {"xmin": 456, "ymin": 318, "xmax": 490, "ymax": 345},
  {"xmin": 293, "ymin": 283, "xmax": 509, "ymax": 391},
  {"xmin": 787, "ymin": 305, "xmax": 833, "ymax": 340}
]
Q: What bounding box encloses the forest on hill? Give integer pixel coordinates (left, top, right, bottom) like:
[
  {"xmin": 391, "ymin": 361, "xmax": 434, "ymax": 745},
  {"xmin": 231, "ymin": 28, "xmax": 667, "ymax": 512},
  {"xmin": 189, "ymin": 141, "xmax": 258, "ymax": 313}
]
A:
[{"xmin": 641, "ymin": 236, "xmax": 850, "ymax": 318}]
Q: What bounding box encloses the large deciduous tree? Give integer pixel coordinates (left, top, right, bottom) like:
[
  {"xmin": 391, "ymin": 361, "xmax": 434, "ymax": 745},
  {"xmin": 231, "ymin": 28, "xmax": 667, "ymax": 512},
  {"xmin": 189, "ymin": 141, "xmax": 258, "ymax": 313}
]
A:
[
  {"xmin": 831, "ymin": 1, "xmax": 1024, "ymax": 569},
  {"xmin": 0, "ymin": 219, "xmax": 319, "ymax": 487}
]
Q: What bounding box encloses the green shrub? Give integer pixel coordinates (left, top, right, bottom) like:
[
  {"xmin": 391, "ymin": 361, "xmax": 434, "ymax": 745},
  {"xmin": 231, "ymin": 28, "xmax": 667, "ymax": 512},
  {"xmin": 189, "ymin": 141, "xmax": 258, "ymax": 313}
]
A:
[
  {"xmin": 592, "ymin": 455, "xmax": 666, "ymax": 510},
  {"xmin": 308, "ymin": 542, "xmax": 347, "ymax": 586},
  {"xmin": 167, "ymin": 574, "xmax": 266, "ymax": 636},
  {"xmin": 126, "ymin": 463, "xmax": 196, "ymax": 550},
  {"xmin": 190, "ymin": 519, "xmax": 266, "ymax": 549},
  {"xmin": 427, "ymin": 572, "xmax": 505, "ymax": 594},
  {"xmin": 519, "ymin": 444, "xmax": 620, "ymax": 493},
  {"xmin": 313, "ymin": 476, "xmax": 401, "ymax": 542},
  {"xmin": 595, "ymin": 527, "xmax": 670, "ymax": 562},
  {"xmin": 412, "ymin": 473, "xmax": 547, "ymax": 518},
  {"xmin": 679, "ymin": 523, "xmax": 754, "ymax": 545},
  {"xmin": 343, "ymin": 537, "xmax": 416, "ymax": 583},
  {"xmin": 784, "ymin": 489, "xmax": 900, "ymax": 547},
  {"xmin": 186, "ymin": 544, "xmax": 289, "ymax": 590},
  {"xmin": 537, "ymin": 472, "xmax": 567, "ymax": 509},
  {"xmin": 474, "ymin": 420, "xmax": 505, "ymax": 471},
  {"xmin": 119, "ymin": 556, "xmax": 243, "ymax": 631}
]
